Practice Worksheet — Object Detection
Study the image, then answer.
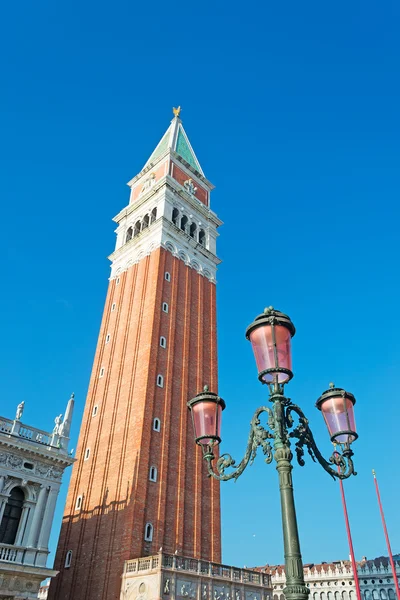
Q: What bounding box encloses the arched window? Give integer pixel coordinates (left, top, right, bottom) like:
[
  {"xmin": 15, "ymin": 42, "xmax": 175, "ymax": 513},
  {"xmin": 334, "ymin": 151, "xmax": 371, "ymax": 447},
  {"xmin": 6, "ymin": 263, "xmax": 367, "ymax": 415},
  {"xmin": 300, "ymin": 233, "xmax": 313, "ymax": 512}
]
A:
[
  {"xmin": 0, "ymin": 487, "xmax": 24, "ymax": 545},
  {"xmin": 328, "ymin": 592, "xmax": 334, "ymax": 600},
  {"xmin": 65, "ymin": 550, "xmax": 73, "ymax": 568},
  {"xmin": 380, "ymin": 592, "xmax": 386, "ymax": 600},
  {"xmin": 149, "ymin": 466, "xmax": 157, "ymax": 482},
  {"xmin": 156, "ymin": 374, "xmax": 164, "ymax": 388},
  {"xmin": 349, "ymin": 592, "xmax": 355, "ymax": 600},
  {"xmin": 388, "ymin": 591, "xmax": 395, "ymax": 600},
  {"xmin": 321, "ymin": 592, "xmax": 326, "ymax": 600},
  {"xmin": 180, "ymin": 215, "xmax": 188, "ymax": 233},
  {"xmin": 162, "ymin": 302, "xmax": 168, "ymax": 313},
  {"xmin": 150, "ymin": 207, "xmax": 157, "ymax": 224},
  {"xmin": 172, "ymin": 208, "xmax": 179, "ymax": 226},
  {"xmin": 343, "ymin": 592, "xmax": 348, "ymax": 600},
  {"xmin": 335, "ymin": 592, "xmax": 341, "ymax": 600},
  {"xmin": 153, "ymin": 418, "xmax": 161, "ymax": 432},
  {"xmin": 165, "ymin": 272, "xmax": 171, "ymax": 282},
  {"xmin": 199, "ymin": 229, "xmax": 206, "ymax": 247},
  {"xmin": 160, "ymin": 336, "xmax": 166, "ymax": 348},
  {"xmin": 372, "ymin": 592, "xmax": 379, "ymax": 600},
  {"xmin": 134, "ymin": 221, "xmax": 141, "ymax": 236},
  {"xmin": 144, "ymin": 522, "xmax": 153, "ymax": 542},
  {"xmin": 142, "ymin": 215, "xmax": 150, "ymax": 230},
  {"xmin": 313, "ymin": 594, "xmax": 318, "ymax": 600},
  {"xmin": 364, "ymin": 592, "xmax": 372, "ymax": 600},
  {"xmin": 190, "ymin": 222, "xmax": 197, "ymax": 238},
  {"xmin": 125, "ymin": 227, "xmax": 133, "ymax": 243}
]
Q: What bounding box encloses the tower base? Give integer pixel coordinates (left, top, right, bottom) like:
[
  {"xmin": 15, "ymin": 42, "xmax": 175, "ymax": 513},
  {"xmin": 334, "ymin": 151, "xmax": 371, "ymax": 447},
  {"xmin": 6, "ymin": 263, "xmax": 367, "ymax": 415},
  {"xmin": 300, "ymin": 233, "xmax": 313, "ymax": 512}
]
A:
[{"xmin": 120, "ymin": 552, "xmax": 272, "ymax": 600}]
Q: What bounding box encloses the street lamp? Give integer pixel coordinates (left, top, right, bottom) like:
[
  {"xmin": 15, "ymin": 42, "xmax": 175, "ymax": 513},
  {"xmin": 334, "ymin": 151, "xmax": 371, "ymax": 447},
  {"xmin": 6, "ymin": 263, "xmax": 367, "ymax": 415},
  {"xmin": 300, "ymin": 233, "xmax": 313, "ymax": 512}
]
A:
[{"xmin": 187, "ymin": 307, "xmax": 358, "ymax": 600}]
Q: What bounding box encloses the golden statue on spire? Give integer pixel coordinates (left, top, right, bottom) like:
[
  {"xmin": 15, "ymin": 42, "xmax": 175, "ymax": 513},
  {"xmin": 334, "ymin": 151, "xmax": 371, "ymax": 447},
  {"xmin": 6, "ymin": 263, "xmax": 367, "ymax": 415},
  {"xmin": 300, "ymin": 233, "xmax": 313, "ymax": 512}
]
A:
[{"xmin": 172, "ymin": 106, "xmax": 181, "ymax": 118}]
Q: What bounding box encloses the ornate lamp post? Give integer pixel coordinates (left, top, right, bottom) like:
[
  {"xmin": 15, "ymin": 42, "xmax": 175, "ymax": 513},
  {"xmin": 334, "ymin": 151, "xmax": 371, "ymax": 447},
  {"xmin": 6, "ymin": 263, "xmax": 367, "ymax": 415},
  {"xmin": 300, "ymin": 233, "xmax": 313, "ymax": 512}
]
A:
[{"xmin": 187, "ymin": 307, "xmax": 358, "ymax": 600}]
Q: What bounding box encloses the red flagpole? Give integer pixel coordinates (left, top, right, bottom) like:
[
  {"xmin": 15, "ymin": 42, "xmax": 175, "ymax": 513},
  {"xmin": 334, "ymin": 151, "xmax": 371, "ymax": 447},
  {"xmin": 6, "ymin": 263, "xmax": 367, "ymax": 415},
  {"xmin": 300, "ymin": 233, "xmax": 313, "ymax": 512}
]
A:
[
  {"xmin": 372, "ymin": 470, "xmax": 400, "ymax": 600},
  {"xmin": 337, "ymin": 471, "xmax": 362, "ymax": 600}
]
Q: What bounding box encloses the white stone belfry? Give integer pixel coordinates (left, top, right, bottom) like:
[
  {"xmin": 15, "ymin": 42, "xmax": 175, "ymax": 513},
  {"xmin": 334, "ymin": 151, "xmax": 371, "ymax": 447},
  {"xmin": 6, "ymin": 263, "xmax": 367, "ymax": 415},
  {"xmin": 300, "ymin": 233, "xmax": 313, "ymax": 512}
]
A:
[
  {"xmin": 0, "ymin": 395, "xmax": 75, "ymax": 599},
  {"xmin": 108, "ymin": 110, "xmax": 223, "ymax": 283}
]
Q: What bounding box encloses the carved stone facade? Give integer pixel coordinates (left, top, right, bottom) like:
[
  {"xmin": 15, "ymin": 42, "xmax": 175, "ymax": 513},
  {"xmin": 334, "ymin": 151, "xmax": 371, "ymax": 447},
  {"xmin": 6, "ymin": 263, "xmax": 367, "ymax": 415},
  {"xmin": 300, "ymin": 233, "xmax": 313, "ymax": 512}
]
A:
[
  {"xmin": 0, "ymin": 398, "xmax": 74, "ymax": 599},
  {"xmin": 264, "ymin": 557, "xmax": 400, "ymax": 600},
  {"xmin": 120, "ymin": 553, "xmax": 272, "ymax": 600}
]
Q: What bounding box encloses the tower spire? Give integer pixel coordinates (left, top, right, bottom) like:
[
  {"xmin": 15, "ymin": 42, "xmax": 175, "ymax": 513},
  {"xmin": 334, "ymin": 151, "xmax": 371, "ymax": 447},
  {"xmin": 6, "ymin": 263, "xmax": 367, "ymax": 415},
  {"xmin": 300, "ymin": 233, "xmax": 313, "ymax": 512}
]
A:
[{"xmin": 143, "ymin": 108, "xmax": 204, "ymax": 175}]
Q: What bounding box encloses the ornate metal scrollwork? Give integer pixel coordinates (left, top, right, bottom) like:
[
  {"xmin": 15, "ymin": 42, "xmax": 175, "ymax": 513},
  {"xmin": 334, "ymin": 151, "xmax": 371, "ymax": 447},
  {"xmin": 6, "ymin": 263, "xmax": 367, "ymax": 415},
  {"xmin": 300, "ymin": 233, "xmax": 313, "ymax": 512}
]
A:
[
  {"xmin": 204, "ymin": 395, "xmax": 356, "ymax": 482},
  {"xmin": 286, "ymin": 404, "xmax": 356, "ymax": 480},
  {"xmin": 205, "ymin": 406, "xmax": 274, "ymax": 481}
]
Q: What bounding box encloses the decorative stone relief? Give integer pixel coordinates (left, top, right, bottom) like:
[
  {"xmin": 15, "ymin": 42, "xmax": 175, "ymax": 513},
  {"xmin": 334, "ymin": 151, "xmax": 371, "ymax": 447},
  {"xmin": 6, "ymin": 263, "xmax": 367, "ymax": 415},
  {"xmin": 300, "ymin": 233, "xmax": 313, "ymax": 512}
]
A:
[
  {"xmin": 141, "ymin": 173, "xmax": 156, "ymax": 195},
  {"xmin": 177, "ymin": 580, "xmax": 197, "ymax": 599},
  {"xmin": 246, "ymin": 592, "xmax": 261, "ymax": 600},
  {"xmin": 184, "ymin": 178, "xmax": 197, "ymax": 196},
  {"xmin": 214, "ymin": 585, "xmax": 232, "ymax": 600},
  {"xmin": 164, "ymin": 578, "xmax": 171, "ymax": 595},
  {"xmin": 0, "ymin": 451, "xmax": 62, "ymax": 480}
]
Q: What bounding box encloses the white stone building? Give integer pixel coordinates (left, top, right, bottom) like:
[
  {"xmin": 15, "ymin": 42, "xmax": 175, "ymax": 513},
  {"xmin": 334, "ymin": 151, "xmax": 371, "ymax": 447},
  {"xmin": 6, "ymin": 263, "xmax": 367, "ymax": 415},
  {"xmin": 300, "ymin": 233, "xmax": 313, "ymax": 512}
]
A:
[
  {"xmin": 261, "ymin": 556, "xmax": 400, "ymax": 600},
  {"xmin": 0, "ymin": 396, "xmax": 75, "ymax": 599}
]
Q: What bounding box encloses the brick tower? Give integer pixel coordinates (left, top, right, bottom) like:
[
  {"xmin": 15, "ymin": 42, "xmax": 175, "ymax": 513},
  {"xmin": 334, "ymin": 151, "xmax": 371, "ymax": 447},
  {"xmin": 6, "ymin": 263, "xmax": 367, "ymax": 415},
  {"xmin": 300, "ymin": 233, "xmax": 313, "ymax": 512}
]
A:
[{"xmin": 49, "ymin": 109, "xmax": 223, "ymax": 600}]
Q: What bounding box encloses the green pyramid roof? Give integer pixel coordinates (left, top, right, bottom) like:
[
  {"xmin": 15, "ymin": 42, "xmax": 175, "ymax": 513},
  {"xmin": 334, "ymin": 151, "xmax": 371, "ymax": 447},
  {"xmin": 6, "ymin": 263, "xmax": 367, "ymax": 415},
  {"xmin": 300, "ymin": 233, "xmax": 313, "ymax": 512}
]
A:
[{"xmin": 143, "ymin": 115, "xmax": 204, "ymax": 176}]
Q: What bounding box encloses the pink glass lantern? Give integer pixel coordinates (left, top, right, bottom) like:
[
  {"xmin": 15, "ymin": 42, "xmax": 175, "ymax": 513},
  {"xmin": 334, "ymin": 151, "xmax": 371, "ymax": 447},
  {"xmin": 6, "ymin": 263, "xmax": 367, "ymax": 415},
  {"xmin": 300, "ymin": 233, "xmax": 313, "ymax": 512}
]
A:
[
  {"xmin": 316, "ymin": 385, "xmax": 357, "ymax": 445},
  {"xmin": 187, "ymin": 389, "xmax": 226, "ymax": 447},
  {"xmin": 245, "ymin": 307, "xmax": 296, "ymax": 384}
]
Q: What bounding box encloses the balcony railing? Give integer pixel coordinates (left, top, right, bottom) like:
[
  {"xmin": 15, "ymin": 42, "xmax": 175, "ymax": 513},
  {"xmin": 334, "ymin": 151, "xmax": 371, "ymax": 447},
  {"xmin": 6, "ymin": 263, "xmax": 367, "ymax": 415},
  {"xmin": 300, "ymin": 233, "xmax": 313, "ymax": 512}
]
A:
[
  {"xmin": 0, "ymin": 417, "xmax": 52, "ymax": 447},
  {"xmin": 124, "ymin": 553, "xmax": 271, "ymax": 586},
  {"xmin": 0, "ymin": 542, "xmax": 47, "ymax": 567}
]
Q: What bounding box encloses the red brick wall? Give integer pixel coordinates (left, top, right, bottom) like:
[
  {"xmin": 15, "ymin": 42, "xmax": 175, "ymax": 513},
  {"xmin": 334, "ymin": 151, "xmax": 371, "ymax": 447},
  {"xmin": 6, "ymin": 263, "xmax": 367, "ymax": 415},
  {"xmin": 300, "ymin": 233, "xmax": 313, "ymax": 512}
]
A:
[
  {"xmin": 170, "ymin": 162, "xmax": 209, "ymax": 206},
  {"xmin": 49, "ymin": 248, "xmax": 221, "ymax": 600}
]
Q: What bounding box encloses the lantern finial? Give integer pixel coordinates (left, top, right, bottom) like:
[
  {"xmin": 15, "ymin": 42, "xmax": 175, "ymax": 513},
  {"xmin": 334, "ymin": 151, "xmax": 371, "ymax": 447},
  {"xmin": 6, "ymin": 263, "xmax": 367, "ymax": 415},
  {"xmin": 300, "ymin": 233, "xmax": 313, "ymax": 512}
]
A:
[
  {"xmin": 329, "ymin": 382, "xmax": 335, "ymax": 389},
  {"xmin": 203, "ymin": 384, "xmax": 209, "ymax": 392}
]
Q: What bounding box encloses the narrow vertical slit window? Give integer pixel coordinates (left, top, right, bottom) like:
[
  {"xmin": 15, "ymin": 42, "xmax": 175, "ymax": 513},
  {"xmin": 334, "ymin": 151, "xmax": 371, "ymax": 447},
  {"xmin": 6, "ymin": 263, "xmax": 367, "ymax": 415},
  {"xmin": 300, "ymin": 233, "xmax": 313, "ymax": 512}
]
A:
[
  {"xmin": 144, "ymin": 522, "xmax": 153, "ymax": 542},
  {"xmin": 65, "ymin": 550, "xmax": 73, "ymax": 568},
  {"xmin": 149, "ymin": 466, "xmax": 157, "ymax": 482},
  {"xmin": 156, "ymin": 375, "xmax": 164, "ymax": 388},
  {"xmin": 99, "ymin": 367, "xmax": 105, "ymax": 378},
  {"xmin": 111, "ymin": 303, "xmax": 116, "ymax": 312},
  {"xmin": 75, "ymin": 496, "xmax": 82, "ymax": 510},
  {"xmin": 160, "ymin": 336, "xmax": 166, "ymax": 348},
  {"xmin": 92, "ymin": 406, "xmax": 98, "ymax": 417},
  {"xmin": 84, "ymin": 448, "xmax": 90, "ymax": 461},
  {"xmin": 153, "ymin": 418, "xmax": 161, "ymax": 432},
  {"xmin": 105, "ymin": 334, "xmax": 110, "ymax": 344},
  {"xmin": 164, "ymin": 272, "xmax": 171, "ymax": 282}
]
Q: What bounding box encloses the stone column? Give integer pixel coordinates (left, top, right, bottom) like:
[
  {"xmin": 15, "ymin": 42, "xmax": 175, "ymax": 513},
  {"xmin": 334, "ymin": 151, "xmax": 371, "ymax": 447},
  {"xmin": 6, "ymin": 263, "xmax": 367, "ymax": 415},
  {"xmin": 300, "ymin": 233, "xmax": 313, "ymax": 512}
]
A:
[
  {"xmin": 26, "ymin": 485, "xmax": 48, "ymax": 547},
  {"xmin": 15, "ymin": 500, "xmax": 34, "ymax": 546},
  {"xmin": 0, "ymin": 495, "xmax": 8, "ymax": 524},
  {"xmin": 37, "ymin": 486, "xmax": 59, "ymax": 549}
]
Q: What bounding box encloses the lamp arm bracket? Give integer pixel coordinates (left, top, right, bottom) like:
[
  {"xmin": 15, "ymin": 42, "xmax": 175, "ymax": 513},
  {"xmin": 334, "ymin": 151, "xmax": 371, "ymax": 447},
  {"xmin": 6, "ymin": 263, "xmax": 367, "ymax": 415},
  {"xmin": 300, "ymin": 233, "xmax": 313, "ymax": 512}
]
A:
[
  {"xmin": 286, "ymin": 404, "xmax": 356, "ymax": 480},
  {"xmin": 205, "ymin": 406, "xmax": 275, "ymax": 481}
]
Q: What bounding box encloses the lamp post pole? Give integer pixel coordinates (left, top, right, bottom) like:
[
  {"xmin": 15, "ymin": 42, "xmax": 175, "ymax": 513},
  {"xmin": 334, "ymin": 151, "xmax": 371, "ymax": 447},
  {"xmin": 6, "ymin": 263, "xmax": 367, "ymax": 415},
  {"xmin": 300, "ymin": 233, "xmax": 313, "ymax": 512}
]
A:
[{"xmin": 188, "ymin": 307, "xmax": 358, "ymax": 600}]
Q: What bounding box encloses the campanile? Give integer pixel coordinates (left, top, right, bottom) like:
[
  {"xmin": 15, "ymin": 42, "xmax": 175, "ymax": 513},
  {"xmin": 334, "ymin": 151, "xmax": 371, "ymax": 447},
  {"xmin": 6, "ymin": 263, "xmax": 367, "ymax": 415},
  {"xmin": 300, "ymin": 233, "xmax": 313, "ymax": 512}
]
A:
[{"xmin": 49, "ymin": 109, "xmax": 223, "ymax": 600}]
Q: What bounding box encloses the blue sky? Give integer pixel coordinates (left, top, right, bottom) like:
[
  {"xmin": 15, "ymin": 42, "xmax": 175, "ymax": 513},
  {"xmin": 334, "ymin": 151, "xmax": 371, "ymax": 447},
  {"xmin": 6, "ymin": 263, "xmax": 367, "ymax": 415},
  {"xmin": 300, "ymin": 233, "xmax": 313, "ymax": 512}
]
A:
[{"xmin": 1, "ymin": 0, "xmax": 400, "ymax": 570}]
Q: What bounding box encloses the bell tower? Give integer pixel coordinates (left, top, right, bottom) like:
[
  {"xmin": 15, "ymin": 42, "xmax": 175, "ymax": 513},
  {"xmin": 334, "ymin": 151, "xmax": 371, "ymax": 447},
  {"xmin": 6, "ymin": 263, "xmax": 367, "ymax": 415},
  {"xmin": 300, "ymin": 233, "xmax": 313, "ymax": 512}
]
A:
[{"xmin": 49, "ymin": 109, "xmax": 223, "ymax": 600}]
